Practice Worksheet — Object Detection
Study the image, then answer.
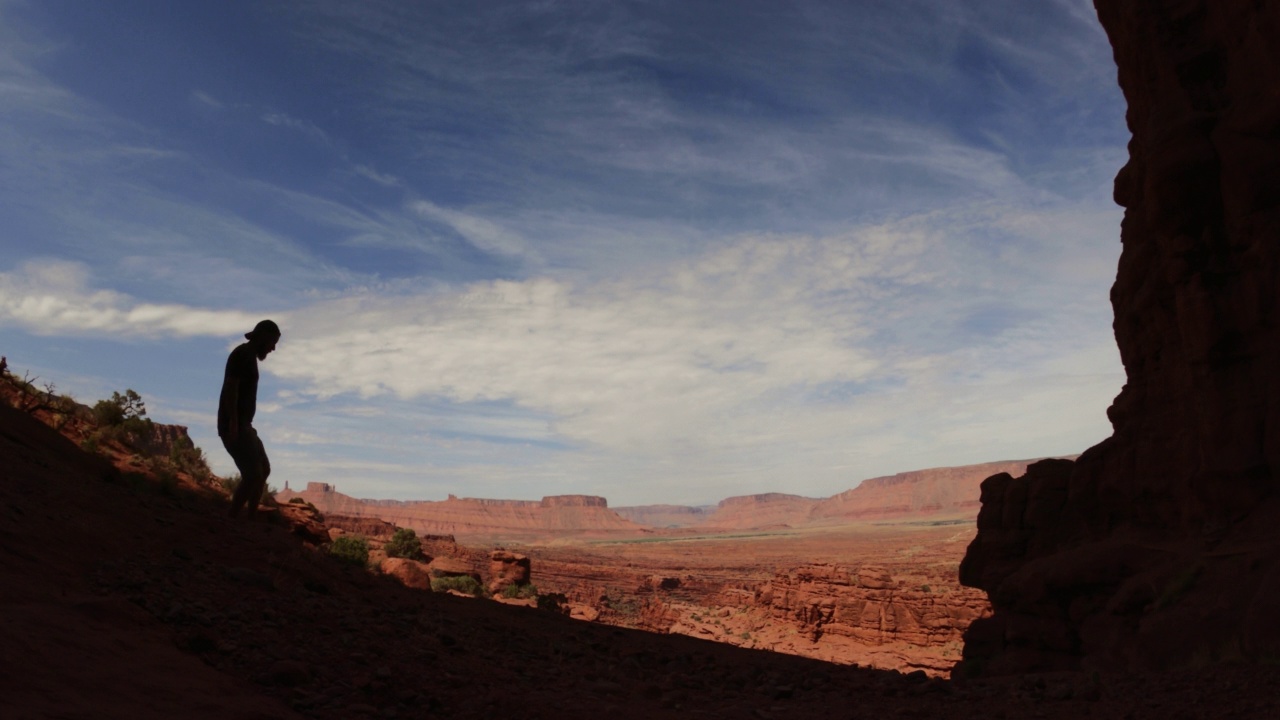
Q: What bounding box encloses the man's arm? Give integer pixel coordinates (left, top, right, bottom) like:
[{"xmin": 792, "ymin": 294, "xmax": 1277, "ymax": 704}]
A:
[{"xmin": 219, "ymin": 376, "xmax": 240, "ymax": 442}]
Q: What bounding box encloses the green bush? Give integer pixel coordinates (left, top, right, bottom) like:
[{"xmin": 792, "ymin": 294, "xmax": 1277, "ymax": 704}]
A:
[
  {"xmin": 500, "ymin": 583, "xmax": 538, "ymax": 600},
  {"xmin": 328, "ymin": 535, "xmax": 370, "ymax": 567},
  {"xmin": 384, "ymin": 528, "xmax": 422, "ymax": 559},
  {"xmin": 430, "ymin": 575, "xmax": 485, "ymax": 597}
]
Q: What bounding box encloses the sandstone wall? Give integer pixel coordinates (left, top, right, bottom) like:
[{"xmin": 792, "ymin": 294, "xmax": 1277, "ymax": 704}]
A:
[{"xmin": 960, "ymin": 0, "xmax": 1280, "ymax": 674}]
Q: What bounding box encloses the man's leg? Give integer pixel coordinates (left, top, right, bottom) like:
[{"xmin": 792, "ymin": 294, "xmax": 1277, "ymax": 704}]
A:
[
  {"xmin": 243, "ymin": 432, "xmax": 269, "ymax": 517},
  {"xmin": 225, "ymin": 432, "xmax": 262, "ymax": 518}
]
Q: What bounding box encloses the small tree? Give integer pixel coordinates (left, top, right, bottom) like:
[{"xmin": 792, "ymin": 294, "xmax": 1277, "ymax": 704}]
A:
[
  {"xmin": 384, "ymin": 528, "xmax": 422, "ymax": 559},
  {"xmin": 93, "ymin": 389, "xmax": 146, "ymax": 427},
  {"xmin": 329, "ymin": 535, "xmax": 370, "ymax": 567}
]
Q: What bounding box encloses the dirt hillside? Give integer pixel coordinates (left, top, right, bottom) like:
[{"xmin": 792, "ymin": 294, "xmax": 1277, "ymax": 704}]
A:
[{"xmin": 3, "ymin": 395, "xmax": 1279, "ymax": 718}]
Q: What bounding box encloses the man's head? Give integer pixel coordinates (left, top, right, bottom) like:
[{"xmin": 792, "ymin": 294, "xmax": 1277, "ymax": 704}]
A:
[{"xmin": 245, "ymin": 319, "xmax": 281, "ymax": 360}]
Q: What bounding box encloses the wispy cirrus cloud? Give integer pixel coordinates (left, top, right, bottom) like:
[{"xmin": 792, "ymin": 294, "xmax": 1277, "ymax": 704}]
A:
[{"xmin": 261, "ymin": 111, "xmax": 331, "ymax": 144}]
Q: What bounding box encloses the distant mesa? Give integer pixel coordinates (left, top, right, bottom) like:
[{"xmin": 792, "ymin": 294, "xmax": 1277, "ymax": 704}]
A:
[
  {"xmin": 698, "ymin": 493, "xmax": 822, "ymax": 531},
  {"xmin": 293, "ymin": 458, "xmax": 1064, "ymax": 541},
  {"xmin": 612, "ymin": 503, "xmax": 713, "ymax": 528},
  {"xmin": 808, "ymin": 459, "xmax": 1051, "ymax": 523},
  {"xmin": 618, "ymin": 459, "xmax": 1061, "ymax": 532},
  {"xmin": 277, "ymin": 484, "xmax": 643, "ymax": 542}
]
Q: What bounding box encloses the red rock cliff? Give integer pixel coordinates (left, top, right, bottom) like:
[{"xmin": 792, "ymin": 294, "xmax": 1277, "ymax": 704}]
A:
[
  {"xmin": 276, "ymin": 486, "xmax": 644, "ymax": 541},
  {"xmin": 960, "ymin": 0, "xmax": 1280, "ymax": 674},
  {"xmin": 811, "ymin": 460, "xmax": 1045, "ymax": 521}
]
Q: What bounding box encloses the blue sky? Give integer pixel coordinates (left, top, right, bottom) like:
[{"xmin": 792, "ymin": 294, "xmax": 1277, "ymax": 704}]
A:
[{"xmin": 0, "ymin": 0, "xmax": 1129, "ymax": 505}]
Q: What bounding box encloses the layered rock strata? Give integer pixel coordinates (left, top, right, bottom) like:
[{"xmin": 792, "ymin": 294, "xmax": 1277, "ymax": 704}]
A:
[
  {"xmin": 960, "ymin": 0, "xmax": 1280, "ymax": 674},
  {"xmin": 277, "ymin": 484, "xmax": 645, "ymax": 541},
  {"xmin": 811, "ymin": 460, "xmax": 1045, "ymax": 522}
]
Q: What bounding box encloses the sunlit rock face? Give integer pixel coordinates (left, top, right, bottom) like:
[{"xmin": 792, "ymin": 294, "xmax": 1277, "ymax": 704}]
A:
[{"xmin": 960, "ymin": 0, "xmax": 1280, "ymax": 674}]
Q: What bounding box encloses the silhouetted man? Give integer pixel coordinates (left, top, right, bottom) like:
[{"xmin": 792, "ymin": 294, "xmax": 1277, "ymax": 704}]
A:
[{"xmin": 219, "ymin": 319, "xmax": 280, "ymax": 518}]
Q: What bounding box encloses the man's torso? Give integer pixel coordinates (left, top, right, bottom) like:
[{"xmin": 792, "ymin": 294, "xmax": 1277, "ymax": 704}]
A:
[{"xmin": 218, "ymin": 342, "xmax": 259, "ymax": 435}]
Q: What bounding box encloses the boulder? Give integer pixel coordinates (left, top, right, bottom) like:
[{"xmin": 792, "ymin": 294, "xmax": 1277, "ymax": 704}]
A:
[
  {"xmin": 487, "ymin": 550, "xmax": 531, "ymax": 594},
  {"xmin": 380, "ymin": 558, "xmax": 433, "ymax": 591},
  {"xmin": 427, "ymin": 557, "xmax": 478, "ymax": 581}
]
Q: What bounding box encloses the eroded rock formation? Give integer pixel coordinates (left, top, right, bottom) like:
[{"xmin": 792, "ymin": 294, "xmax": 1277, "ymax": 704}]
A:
[
  {"xmin": 751, "ymin": 564, "xmax": 990, "ymax": 674},
  {"xmin": 960, "ymin": 0, "xmax": 1280, "ymax": 674}
]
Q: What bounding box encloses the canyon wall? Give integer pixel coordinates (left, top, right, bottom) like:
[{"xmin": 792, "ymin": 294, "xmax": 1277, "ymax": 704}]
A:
[
  {"xmin": 277, "ymin": 484, "xmax": 645, "ymax": 542},
  {"xmin": 960, "ymin": 0, "xmax": 1280, "ymax": 674},
  {"xmin": 810, "ymin": 460, "xmax": 1043, "ymax": 522}
]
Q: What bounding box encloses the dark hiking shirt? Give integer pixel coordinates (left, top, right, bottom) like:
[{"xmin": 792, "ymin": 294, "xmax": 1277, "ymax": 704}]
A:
[{"xmin": 218, "ymin": 342, "xmax": 259, "ymax": 437}]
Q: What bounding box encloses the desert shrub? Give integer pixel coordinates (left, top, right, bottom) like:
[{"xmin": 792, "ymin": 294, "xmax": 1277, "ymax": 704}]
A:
[
  {"xmin": 384, "ymin": 528, "xmax": 422, "ymax": 559},
  {"xmin": 431, "ymin": 575, "xmax": 485, "ymax": 597},
  {"xmin": 501, "ymin": 583, "xmax": 538, "ymax": 600},
  {"xmin": 536, "ymin": 592, "xmax": 568, "ymax": 613},
  {"xmin": 328, "ymin": 535, "xmax": 370, "ymax": 567},
  {"xmin": 606, "ymin": 597, "xmax": 641, "ymax": 617},
  {"xmin": 80, "ymin": 435, "xmax": 100, "ymax": 454},
  {"xmin": 11, "ymin": 374, "xmax": 38, "ymax": 395},
  {"xmin": 169, "ymin": 436, "xmax": 213, "ymax": 481},
  {"xmin": 219, "ymin": 473, "xmax": 276, "ymax": 503},
  {"xmin": 218, "ymin": 473, "xmax": 240, "ymax": 496},
  {"xmin": 289, "ymin": 497, "xmax": 307, "ymax": 504}
]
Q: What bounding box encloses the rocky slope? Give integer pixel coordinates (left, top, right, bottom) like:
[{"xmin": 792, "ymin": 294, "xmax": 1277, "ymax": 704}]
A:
[
  {"xmin": 10, "ymin": 401, "xmax": 1280, "ymax": 717},
  {"xmin": 278, "ymin": 483, "xmax": 646, "ymax": 542},
  {"xmin": 960, "ymin": 0, "xmax": 1280, "ymax": 675}
]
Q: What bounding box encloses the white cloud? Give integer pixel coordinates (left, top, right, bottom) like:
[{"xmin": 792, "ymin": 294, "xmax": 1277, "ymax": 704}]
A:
[
  {"xmin": 0, "ymin": 259, "xmax": 268, "ymax": 337},
  {"xmin": 262, "ymin": 199, "xmax": 1121, "ymax": 474},
  {"xmin": 410, "ymin": 200, "xmax": 535, "ymax": 259}
]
